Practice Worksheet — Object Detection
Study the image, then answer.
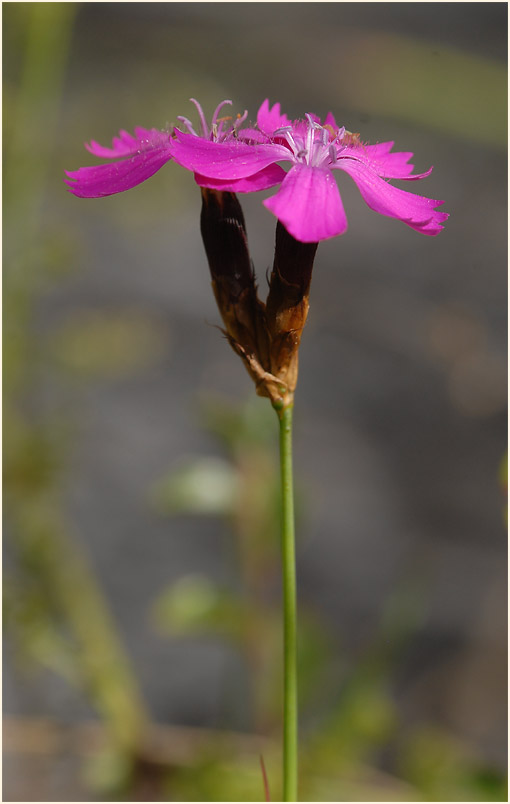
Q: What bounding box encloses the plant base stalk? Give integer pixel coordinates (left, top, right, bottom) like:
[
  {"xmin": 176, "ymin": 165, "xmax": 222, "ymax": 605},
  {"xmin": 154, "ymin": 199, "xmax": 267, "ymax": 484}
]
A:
[{"xmin": 276, "ymin": 402, "xmax": 298, "ymax": 801}]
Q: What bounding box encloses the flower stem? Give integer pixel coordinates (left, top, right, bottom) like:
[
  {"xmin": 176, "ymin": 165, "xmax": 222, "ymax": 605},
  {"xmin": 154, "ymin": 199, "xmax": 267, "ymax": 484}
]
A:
[{"xmin": 276, "ymin": 402, "xmax": 298, "ymax": 801}]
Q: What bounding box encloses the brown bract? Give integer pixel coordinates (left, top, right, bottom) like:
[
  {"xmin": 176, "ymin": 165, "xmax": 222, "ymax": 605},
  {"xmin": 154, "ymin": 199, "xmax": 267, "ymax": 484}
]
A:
[{"xmin": 200, "ymin": 189, "xmax": 318, "ymax": 412}]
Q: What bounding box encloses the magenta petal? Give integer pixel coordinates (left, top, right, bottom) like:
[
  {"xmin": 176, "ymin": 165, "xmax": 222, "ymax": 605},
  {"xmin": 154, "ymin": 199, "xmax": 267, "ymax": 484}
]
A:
[
  {"xmin": 337, "ymin": 159, "xmax": 448, "ymax": 234},
  {"xmin": 361, "ymin": 141, "xmax": 395, "ymax": 157},
  {"xmin": 237, "ymin": 127, "xmax": 271, "ymax": 144},
  {"xmin": 370, "ymin": 152, "xmax": 421, "ymax": 179},
  {"xmin": 194, "ymin": 163, "xmax": 287, "ymax": 192},
  {"xmin": 323, "ymin": 111, "xmax": 339, "ymax": 130},
  {"xmin": 85, "ymin": 127, "xmax": 170, "ymax": 158},
  {"xmin": 169, "ymin": 131, "xmax": 290, "ymax": 179},
  {"xmin": 86, "ymin": 129, "xmax": 138, "ymax": 158},
  {"xmin": 405, "ymin": 218, "xmax": 448, "ymax": 236},
  {"xmin": 397, "ymin": 166, "xmax": 434, "ymax": 181},
  {"xmin": 64, "ymin": 148, "xmax": 173, "ymax": 198},
  {"xmin": 263, "ymin": 164, "xmax": 348, "ymax": 243},
  {"xmin": 256, "ymin": 99, "xmax": 291, "ymax": 135},
  {"xmin": 347, "ymin": 145, "xmax": 433, "ymax": 180}
]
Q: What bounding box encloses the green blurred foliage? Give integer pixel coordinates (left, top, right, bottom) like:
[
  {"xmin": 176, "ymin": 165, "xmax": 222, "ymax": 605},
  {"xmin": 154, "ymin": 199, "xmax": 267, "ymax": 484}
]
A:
[
  {"xmin": 4, "ymin": 0, "xmax": 149, "ymax": 767},
  {"xmin": 398, "ymin": 726, "xmax": 508, "ymax": 802},
  {"xmin": 152, "ymin": 459, "xmax": 241, "ymax": 517},
  {"xmin": 153, "ymin": 573, "xmax": 252, "ymax": 641}
]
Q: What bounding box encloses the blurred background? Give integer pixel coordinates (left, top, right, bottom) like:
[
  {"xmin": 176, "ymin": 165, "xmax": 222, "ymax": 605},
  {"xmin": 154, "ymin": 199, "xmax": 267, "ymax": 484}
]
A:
[{"xmin": 3, "ymin": 2, "xmax": 507, "ymax": 801}]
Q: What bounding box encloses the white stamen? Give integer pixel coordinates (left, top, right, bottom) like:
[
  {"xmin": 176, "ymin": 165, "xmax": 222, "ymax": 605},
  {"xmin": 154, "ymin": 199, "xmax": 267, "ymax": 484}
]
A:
[
  {"xmin": 274, "ymin": 126, "xmax": 300, "ymax": 158},
  {"xmin": 304, "ymin": 115, "xmax": 317, "ymax": 157},
  {"xmin": 277, "ymin": 114, "xmax": 350, "ymax": 168}
]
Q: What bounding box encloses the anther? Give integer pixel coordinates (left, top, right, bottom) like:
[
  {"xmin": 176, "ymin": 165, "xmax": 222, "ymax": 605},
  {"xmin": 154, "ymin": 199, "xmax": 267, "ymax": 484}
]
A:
[{"xmin": 234, "ymin": 110, "xmax": 248, "ymax": 128}]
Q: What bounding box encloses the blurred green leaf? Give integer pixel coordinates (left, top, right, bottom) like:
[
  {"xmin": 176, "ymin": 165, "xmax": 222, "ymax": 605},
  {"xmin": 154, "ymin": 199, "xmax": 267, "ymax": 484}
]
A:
[
  {"xmin": 82, "ymin": 746, "xmax": 134, "ymax": 797},
  {"xmin": 4, "ymin": 577, "xmax": 80, "ymax": 684},
  {"xmin": 398, "ymin": 725, "xmax": 508, "ymax": 801},
  {"xmin": 3, "ymin": 411, "xmax": 64, "ymax": 499},
  {"xmin": 151, "ymin": 457, "xmax": 240, "ymax": 516},
  {"xmin": 200, "ymin": 395, "xmax": 277, "ymax": 454},
  {"xmin": 152, "ymin": 574, "xmax": 249, "ymax": 641},
  {"xmin": 169, "ymin": 753, "xmax": 281, "ymax": 803},
  {"xmin": 307, "ymin": 679, "xmax": 397, "ymax": 775},
  {"xmin": 4, "ymin": 2, "xmax": 77, "ymax": 231}
]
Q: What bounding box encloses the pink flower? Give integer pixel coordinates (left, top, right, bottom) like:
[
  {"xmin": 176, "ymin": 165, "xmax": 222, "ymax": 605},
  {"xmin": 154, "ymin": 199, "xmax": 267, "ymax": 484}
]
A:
[
  {"xmin": 64, "ymin": 99, "xmax": 281, "ymax": 198},
  {"xmin": 170, "ymin": 99, "xmax": 449, "ymax": 242}
]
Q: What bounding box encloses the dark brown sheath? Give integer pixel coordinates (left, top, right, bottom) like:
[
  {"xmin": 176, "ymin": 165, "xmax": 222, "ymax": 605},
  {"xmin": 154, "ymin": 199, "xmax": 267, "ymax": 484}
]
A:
[{"xmin": 200, "ymin": 189, "xmax": 318, "ymax": 410}]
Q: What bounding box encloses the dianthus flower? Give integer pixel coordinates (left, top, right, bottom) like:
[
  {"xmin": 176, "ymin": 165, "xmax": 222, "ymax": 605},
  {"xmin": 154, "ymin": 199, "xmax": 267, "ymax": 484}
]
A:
[
  {"xmin": 64, "ymin": 99, "xmax": 281, "ymax": 198},
  {"xmin": 170, "ymin": 99, "xmax": 449, "ymax": 242}
]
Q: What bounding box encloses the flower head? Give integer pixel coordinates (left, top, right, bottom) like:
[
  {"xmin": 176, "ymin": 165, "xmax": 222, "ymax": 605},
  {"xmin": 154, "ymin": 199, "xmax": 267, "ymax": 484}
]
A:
[{"xmin": 170, "ymin": 99, "xmax": 449, "ymax": 242}]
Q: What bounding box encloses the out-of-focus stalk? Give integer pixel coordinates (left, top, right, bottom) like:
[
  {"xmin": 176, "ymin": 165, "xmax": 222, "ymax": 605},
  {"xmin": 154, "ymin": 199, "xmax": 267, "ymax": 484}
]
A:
[{"xmin": 4, "ymin": 3, "xmax": 150, "ymax": 760}]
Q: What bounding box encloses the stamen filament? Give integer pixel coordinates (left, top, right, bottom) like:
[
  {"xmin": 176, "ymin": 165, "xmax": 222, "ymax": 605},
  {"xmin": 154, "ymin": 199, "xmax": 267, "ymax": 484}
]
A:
[
  {"xmin": 234, "ymin": 110, "xmax": 248, "ymax": 130},
  {"xmin": 274, "ymin": 126, "xmax": 301, "ymax": 159},
  {"xmin": 189, "ymin": 98, "xmax": 210, "ymax": 138},
  {"xmin": 211, "ymin": 99, "xmax": 233, "ymax": 130},
  {"xmin": 176, "ymin": 116, "xmax": 198, "ymax": 136}
]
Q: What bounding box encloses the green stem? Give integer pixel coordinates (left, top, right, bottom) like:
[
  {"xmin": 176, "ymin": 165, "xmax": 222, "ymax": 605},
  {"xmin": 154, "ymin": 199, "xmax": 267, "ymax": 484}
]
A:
[{"xmin": 277, "ymin": 403, "xmax": 298, "ymax": 801}]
